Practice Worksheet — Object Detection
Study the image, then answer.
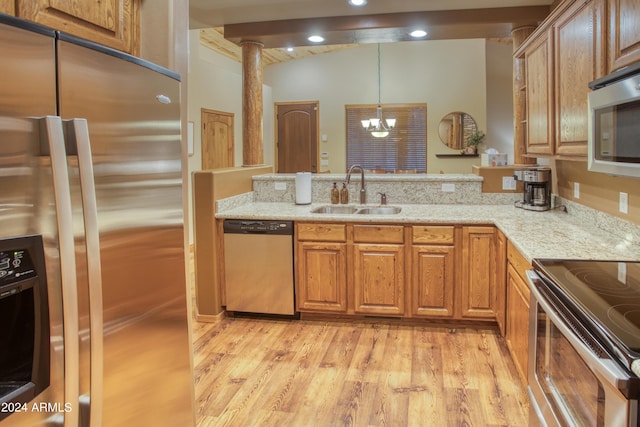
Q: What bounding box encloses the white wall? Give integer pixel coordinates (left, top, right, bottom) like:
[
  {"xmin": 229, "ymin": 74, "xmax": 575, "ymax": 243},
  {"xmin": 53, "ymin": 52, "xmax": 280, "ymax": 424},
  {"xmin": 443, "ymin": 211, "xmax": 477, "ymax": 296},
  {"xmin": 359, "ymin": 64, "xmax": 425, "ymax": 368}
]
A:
[
  {"xmin": 486, "ymin": 40, "xmax": 515, "ymax": 163},
  {"xmin": 264, "ymin": 39, "xmax": 503, "ymax": 174},
  {"xmin": 186, "ymin": 35, "xmax": 515, "ymax": 242},
  {"xmin": 186, "ymin": 30, "xmax": 275, "ymax": 242}
]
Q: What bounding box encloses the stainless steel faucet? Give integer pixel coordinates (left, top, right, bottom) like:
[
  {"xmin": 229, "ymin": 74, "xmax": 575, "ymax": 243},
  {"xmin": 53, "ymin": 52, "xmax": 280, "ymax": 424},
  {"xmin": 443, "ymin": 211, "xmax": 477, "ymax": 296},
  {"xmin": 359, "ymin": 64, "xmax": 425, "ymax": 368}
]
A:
[{"xmin": 346, "ymin": 164, "xmax": 367, "ymax": 204}]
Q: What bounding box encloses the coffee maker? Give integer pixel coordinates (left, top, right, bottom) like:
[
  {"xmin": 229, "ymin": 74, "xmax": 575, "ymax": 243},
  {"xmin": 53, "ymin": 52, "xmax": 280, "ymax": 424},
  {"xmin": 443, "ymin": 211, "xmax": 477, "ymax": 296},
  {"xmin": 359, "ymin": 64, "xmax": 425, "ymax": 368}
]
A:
[{"xmin": 513, "ymin": 167, "xmax": 551, "ymax": 211}]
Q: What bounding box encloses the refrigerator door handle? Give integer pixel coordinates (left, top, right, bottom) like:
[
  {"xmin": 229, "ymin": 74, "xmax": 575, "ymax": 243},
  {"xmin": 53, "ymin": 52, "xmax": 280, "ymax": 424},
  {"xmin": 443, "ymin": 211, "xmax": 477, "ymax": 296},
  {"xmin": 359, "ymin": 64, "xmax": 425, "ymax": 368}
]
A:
[
  {"xmin": 41, "ymin": 116, "xmax": 80, "ymax": 427},
  {"xmin": 67, "ymin": 118, "xmax": 104, "ymax": 427}
]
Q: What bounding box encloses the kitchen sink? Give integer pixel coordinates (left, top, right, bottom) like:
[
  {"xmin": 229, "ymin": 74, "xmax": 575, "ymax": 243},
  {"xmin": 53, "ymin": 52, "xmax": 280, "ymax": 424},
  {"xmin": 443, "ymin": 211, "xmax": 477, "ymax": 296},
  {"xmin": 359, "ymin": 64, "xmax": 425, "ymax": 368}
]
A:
[
  {"xmin": 310, "ymin": 205, "xmax": 360, "ymax": 214},
  {"xmin": 310, "ymin": 205, "xmax": 401, "ymax": 215},
  {"xmin": 355, "ymin": 206, "xmax": 402, "ymax": 215}
]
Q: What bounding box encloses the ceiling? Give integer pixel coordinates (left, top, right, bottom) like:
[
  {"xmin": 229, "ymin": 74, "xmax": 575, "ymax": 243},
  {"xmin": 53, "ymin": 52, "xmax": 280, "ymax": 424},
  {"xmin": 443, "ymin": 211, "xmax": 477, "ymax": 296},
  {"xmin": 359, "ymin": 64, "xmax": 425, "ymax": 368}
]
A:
[{"xmin": 191, "ymin": 0, "xmax": 555, "ymax": 64}]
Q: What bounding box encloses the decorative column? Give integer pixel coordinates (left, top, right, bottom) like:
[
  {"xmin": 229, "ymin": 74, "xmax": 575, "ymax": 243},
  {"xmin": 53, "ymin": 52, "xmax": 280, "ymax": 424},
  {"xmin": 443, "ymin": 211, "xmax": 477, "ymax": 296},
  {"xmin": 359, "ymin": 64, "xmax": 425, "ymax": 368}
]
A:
[
  {"xmin": 512, "ymin": 26, "xmax": 537, "ymax": 165},
  {"xmin": 241, "ymin": 40, "xmax": 264, "ymax": 166}
]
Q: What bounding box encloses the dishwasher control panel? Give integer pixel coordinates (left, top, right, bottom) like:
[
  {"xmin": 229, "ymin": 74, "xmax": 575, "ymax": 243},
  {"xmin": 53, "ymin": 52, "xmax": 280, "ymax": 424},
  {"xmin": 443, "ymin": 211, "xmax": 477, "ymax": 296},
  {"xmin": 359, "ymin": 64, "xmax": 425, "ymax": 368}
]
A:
[{"xmin": 223, "ymin": 219, "xmax": 293, "ymax": 235}]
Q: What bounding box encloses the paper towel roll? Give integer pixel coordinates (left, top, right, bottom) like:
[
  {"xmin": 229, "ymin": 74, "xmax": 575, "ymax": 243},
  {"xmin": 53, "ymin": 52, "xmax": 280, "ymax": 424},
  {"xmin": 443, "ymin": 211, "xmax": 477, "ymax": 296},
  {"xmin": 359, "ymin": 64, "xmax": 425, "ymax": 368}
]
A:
[{"xmin": 295, "ymin": 172, "xmax": 312, "ymax": 205}]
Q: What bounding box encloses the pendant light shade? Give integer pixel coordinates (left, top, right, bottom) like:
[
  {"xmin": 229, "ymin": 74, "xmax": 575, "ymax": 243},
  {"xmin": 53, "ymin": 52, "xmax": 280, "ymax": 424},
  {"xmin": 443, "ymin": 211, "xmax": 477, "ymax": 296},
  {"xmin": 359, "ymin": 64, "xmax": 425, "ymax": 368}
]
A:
[{"xmin": 362, "ymin": 43, "xmax": 395, "ymax": 138}]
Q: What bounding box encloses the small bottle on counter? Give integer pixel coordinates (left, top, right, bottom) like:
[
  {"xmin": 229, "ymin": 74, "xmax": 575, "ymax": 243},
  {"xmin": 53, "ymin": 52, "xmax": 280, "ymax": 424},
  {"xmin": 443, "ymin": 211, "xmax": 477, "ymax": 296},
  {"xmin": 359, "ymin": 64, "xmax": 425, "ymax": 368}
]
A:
[
  {"xmin": 340, "ymin": 183, "xmax": 349, "ymax": 204},
  {"xmin": 330, "ymin": 182, "xmax": 339, "ymax": 204}
]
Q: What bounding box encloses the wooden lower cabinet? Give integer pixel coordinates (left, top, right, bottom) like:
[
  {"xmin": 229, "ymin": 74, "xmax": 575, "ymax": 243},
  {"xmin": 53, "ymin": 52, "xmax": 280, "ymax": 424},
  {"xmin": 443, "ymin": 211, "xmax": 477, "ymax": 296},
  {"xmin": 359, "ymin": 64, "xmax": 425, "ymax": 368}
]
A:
[
  {"xmin": 411, "ymin": 245, "xmax": 455, "ymax": 317},
  {"xmin": 353, "ymin": 243, "xmax": 405, "ymax": 316},
  {"xmin": 506, "ymin": 264, "xmax": 530, "ymax": 385},
  {"xmin": 495, "ymin": 229, "xmax": 508, "ymax": 335},
  {"xmin": 296, "ymin": 223, "xmax": 348, "ymax": 313},
  {"xmin": 295, "ymin": 223, "xmax": 500, "ymax": 322},
  {"xmin": 460, "ymin": 226, "xmax": 497, "ymax": 319},
  {"xmin": 505, "ymin": 242, "xmax": 532, "ymax": 386},
  {"xmin": 296, "ymin": 241, "xmax": 348, "ymax": 312},
  {"xmin": 410, "ymin": 225, "xmax": 456, "ymax": 318}
]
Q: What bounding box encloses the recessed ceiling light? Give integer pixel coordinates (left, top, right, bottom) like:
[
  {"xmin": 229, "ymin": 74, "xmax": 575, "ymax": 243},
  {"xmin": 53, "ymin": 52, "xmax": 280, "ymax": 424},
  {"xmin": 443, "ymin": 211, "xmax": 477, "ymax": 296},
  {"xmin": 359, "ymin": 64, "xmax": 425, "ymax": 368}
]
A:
[
  {"xmin": 308, "ymin": 35, "xmax": 325, "ymax": 43},
  {"xmin": 410, "ymin": 29, "xmax": 428, "ymax": 38},
  {"xmin": 348, "ymin": 0, "xmax": 367, "ymax": 6}
]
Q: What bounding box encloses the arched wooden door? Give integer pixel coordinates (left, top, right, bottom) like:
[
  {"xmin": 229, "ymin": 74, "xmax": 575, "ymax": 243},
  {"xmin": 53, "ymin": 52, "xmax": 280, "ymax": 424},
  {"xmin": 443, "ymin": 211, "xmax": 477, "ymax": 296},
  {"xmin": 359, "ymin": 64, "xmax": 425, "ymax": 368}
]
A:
[{"xmin": 276, "ymin": 102, "xmax": 318, "ymax": 173}]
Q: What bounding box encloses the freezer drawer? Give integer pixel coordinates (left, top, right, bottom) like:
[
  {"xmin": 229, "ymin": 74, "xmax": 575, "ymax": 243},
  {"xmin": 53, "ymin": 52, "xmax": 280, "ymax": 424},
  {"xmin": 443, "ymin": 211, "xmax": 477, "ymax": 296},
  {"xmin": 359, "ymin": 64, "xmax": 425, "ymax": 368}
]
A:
[{"xmin": 223, "ymin": 220, "xmax": 295, "ymax": 315}]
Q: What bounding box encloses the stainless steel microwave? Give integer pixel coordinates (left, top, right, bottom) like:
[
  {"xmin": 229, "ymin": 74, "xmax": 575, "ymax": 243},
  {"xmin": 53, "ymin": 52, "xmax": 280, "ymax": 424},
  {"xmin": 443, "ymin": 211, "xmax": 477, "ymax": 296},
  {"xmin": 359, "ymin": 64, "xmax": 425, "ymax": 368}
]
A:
[{"xmin": 588, "ymin": 62, "xmax": 640, "ymax": 178}]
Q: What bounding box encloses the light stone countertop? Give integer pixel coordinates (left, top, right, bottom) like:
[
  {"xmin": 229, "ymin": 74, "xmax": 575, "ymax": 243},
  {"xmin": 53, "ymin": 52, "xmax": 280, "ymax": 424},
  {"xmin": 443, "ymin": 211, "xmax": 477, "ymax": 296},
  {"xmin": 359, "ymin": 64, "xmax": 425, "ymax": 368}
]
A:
[{"xmin": 216, "ymin": 200, "xmax": 640, "ymax": 263}]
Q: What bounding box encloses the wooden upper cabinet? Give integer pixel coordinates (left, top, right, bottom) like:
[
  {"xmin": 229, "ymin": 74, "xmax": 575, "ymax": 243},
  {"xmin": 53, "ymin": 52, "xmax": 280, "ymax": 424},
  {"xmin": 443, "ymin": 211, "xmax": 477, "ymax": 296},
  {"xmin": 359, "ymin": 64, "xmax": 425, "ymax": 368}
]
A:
[
  {"xmin": 17, "ymin": 0, "xmax": 140, "ymax": 55},
  {"xmin": 609, "ymin": 0, "xmax": 640, "ymax": 71},
  {"xmin": 525, "ymin": 31, "xmax": 555, "ymax": 155},
  {"xmin": 1, "ymin": 0, "xmax": 15, "ymax": 15},
  {"xmin": 553, "ymin": 0, "xmax": 605, "ymax": 156}
]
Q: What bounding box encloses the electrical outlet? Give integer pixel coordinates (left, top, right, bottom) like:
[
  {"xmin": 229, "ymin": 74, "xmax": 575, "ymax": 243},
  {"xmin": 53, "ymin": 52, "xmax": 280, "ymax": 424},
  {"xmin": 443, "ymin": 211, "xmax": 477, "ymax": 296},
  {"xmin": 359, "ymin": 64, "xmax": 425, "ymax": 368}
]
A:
[
  {"xmin": 574, "ymin": 182, "xmax": 580, "ymax": 199},
  {"xmin": 441, "ymin": 183, "xmax": 455, "ymax": 192},
  {"xmin": 618, "ymin": 262, "xmax": 627, "ymax": 284},
  {"xmin": 502, "ymin": 176, "xmax": 516, "ymax": 190},
  {"xmin": 620, "ymin": 192, "xmax": 629, "ymax": 214},
  {"xmin": 274, "ymin": 182, "xmax": 287, "ymax": 191}
]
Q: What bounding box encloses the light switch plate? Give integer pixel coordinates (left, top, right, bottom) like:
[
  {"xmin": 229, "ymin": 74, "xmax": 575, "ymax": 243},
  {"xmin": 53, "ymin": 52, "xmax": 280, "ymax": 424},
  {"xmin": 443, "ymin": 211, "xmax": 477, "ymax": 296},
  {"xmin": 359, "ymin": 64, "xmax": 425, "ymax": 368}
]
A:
[
  {"xmin": 274, "ymin": 182, "xmax": 287, "ymax": 191},
  {"xmin": 320, "ymin": 159, "xmax": 329, "ymax": 166}
]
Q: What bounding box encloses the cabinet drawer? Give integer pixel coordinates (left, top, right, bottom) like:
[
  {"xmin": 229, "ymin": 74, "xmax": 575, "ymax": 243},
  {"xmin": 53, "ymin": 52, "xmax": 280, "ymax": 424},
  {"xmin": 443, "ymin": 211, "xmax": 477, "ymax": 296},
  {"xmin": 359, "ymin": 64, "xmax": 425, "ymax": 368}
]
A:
[
  {"xmin": 507, "ymin": 240, "xmax": 532, "ymax": 279},
  {"xmin": 353, "ymin": 225, "xmax": 404, "ymax": 244},
  {"xmin": 412, "ymin": 226, "xmax": 455, "ymax": 245},
  {"xmin": 297, "ymin": 223, "xmax": 346, "ymax": 242}
]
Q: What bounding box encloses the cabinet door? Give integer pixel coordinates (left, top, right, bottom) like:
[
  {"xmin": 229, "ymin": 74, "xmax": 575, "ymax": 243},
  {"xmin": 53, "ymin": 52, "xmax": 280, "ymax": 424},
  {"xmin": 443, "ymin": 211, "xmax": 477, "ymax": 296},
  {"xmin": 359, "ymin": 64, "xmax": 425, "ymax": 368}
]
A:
[
  {"xmin": 411, "ymin": 245, "xmax": 455, "ymax": 318},
  {"xmin": 494, "ymin": 230, "xmax": 507, "ymax": 335},
  {"xmin": 609, "ymin": 0, "xmax": 640, "ymax": 71},
  {"xmin": 506, "ymin": 264, "xmax": 530, "ymax": 386},
  {"xmin": 18, "ymin": 0, "xmax": 139, "ymax": 54},
  {"xmin": 554, "ymin": 0, "xmax": 605, "ymax": 155},
  {"xmin": 296, "ymin": 242, "xmax": 347, "ymax": 313},
  {"xmin": 353, "ymin": 243, "xmax": 405, "ymax": 316},
  {"xmin": 525, "ymin": 32, "xmax": 555, "ymax": 155},
  {"xmin": 460, "ymin": 227, "xmax": 496, "ymax": 319},
  {"xmin": 0, "ymin": 0, "xmax": 14, "ymax": 14}
]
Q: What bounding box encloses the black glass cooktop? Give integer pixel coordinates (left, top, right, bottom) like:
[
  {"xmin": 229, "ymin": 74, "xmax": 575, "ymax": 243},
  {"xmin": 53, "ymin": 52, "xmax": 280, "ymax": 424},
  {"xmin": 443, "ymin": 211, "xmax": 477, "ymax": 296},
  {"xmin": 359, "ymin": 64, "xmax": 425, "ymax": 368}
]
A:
[{"xmin": 533, "ymin": 259, "xmax": 640, "ymax": 359}]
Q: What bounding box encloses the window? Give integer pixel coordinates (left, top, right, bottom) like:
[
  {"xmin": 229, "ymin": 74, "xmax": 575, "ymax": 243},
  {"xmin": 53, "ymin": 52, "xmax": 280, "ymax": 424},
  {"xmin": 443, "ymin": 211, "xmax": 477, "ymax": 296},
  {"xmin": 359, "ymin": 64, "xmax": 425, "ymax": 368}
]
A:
[{"xmin": 346, "ymin": 103, "xmax": 427, "ymax": 173}]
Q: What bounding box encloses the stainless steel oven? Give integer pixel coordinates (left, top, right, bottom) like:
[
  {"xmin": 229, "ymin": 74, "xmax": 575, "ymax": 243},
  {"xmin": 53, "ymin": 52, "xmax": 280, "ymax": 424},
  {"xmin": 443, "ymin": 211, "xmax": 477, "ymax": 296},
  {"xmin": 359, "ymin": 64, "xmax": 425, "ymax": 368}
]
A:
[{"xmin": 527, "ymin": 260, "xmax": 640, "ymax": 427}]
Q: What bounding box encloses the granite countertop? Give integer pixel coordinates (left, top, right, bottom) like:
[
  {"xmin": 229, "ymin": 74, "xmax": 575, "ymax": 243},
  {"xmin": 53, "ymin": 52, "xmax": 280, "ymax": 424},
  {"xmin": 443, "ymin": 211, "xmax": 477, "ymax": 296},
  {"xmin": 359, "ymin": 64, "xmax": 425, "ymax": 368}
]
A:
[{"xmin": 216, "ymin": 200, "xmax": 640, "ymax": 263}]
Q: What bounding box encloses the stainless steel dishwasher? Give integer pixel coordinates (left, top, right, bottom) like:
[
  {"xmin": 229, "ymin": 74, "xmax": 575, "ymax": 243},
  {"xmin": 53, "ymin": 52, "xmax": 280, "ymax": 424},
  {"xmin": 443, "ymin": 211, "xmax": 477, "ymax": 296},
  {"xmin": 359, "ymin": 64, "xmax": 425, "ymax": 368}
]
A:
[{"xmin": 223, "ymin": 219, "xmax": 295, "ymax": 315}]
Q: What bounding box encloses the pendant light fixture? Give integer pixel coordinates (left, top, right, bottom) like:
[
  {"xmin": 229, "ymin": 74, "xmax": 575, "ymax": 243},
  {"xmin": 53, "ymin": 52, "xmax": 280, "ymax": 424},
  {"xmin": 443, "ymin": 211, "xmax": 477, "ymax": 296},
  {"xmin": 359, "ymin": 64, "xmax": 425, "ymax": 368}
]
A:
[{"xmin": 361, "ymin": 43, "xmax": 396, "ymax": 138}]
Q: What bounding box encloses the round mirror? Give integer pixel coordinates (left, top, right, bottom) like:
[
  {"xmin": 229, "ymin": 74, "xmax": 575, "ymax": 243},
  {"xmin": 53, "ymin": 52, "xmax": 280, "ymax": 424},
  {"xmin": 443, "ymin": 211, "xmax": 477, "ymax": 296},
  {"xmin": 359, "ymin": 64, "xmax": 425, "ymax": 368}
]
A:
[{"xmin": 438, "ymin": 112, "xmax": 478, "ymax": 150}]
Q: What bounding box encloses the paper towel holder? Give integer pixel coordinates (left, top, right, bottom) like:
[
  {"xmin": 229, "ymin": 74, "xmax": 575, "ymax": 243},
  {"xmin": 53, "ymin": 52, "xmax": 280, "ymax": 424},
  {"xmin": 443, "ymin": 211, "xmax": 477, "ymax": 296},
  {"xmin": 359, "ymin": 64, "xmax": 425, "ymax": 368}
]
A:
[{"xmin": 295, "ymin": 172, "xmax": 312, "ymax": 205}]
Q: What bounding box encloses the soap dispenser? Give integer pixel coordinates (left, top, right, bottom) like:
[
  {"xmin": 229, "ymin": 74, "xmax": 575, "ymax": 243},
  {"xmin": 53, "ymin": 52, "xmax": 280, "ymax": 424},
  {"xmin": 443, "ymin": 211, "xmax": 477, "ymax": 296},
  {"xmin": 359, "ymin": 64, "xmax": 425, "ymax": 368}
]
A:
[
  {"xmin": 330, "ymin": 182, "xmax": 339, "ymax": 204},
  {"xmin": 340, "ymin": 183, "xmax": 349, "ymax": 204}
]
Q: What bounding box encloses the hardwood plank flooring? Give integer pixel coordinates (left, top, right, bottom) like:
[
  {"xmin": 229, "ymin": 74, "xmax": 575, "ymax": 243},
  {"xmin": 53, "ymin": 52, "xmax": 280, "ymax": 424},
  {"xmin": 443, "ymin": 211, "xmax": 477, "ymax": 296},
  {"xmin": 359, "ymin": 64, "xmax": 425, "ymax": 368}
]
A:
[{"xmin": 192, "ymin": 317, "xmax": 530, "ymax": 427}]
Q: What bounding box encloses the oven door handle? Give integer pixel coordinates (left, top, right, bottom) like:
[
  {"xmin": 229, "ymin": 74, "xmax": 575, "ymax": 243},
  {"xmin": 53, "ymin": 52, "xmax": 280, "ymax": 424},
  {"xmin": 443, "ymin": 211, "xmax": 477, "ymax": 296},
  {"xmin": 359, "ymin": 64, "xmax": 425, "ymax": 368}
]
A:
[{"xmin": 527, "ymin": 270, "xmax": 637, "ymax": 399}]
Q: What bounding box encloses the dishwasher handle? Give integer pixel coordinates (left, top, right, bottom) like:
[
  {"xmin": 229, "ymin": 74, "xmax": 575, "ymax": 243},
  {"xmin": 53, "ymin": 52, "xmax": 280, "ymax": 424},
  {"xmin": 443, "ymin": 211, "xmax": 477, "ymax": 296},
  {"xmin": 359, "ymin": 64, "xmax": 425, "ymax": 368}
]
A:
[{"xmin": 223, "ymin": 219, "xmax": 293, "ymax": 235}]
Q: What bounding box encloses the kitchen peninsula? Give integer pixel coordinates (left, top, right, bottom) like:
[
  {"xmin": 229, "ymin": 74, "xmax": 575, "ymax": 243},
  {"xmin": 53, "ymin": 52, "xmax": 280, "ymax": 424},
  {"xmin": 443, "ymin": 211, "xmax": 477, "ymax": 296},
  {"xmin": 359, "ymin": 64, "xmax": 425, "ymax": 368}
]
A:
[
  {"xmin": 217, "ymin": 173, "xmax": 640, "ymax": 264},
  {"xmin": 211, "ymin": 172, "xmax": 640, "ymax": 390}
]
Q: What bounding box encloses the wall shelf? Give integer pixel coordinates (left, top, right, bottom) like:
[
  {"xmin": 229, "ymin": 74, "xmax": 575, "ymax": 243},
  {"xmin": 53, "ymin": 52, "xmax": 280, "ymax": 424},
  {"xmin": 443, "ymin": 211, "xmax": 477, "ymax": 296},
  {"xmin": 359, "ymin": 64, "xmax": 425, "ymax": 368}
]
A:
[{"xmin": 435, "ymin": 154, "xmax": 479, "ymax": 158}]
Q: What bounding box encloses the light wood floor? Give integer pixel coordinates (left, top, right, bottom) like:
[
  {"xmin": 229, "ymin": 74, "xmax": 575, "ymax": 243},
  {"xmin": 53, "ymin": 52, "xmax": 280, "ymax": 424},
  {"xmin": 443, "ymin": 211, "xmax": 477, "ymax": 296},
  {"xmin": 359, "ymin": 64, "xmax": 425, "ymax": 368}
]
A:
[{"xmin": 192, "ymin": 316, "xmax": 530, "ymax": 427}]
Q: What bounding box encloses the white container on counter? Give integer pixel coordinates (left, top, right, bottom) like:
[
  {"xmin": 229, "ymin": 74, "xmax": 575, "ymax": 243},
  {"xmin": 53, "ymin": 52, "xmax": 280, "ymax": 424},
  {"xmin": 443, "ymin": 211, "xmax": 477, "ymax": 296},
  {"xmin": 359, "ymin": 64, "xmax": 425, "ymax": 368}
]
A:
[{"xmin": 295, "ymin": 172, "xmax": 312, "ymax": 205}]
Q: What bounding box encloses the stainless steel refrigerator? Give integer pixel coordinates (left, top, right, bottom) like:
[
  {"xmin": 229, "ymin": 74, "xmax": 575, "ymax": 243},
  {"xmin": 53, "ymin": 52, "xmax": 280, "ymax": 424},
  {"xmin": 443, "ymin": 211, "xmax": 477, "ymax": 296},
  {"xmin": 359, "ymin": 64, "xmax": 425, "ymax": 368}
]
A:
[{"xmin": 0, "ymin": 13, "xmax": 194, "ymax": 427}]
